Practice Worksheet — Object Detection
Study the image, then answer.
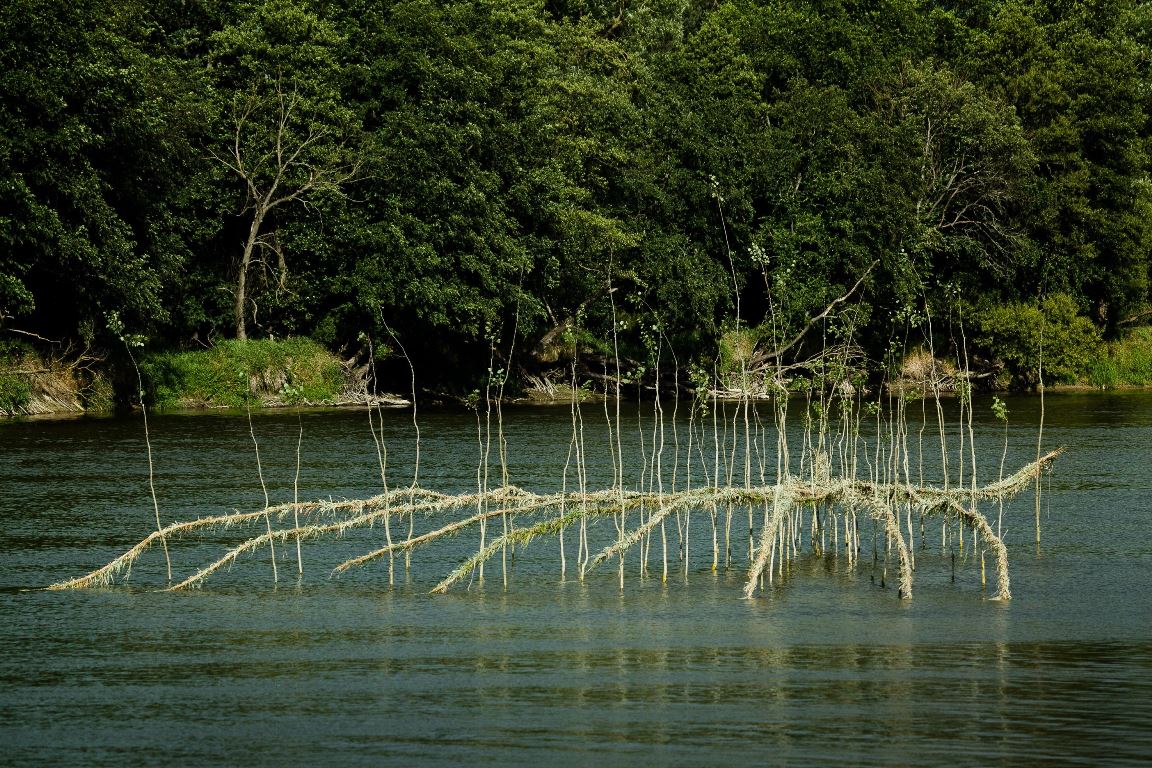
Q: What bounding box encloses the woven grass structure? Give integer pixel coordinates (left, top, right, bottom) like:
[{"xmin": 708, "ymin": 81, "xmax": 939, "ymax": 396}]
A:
[{"xmin": 47, "ymin": 447, "xmax": 1061, "ymax": 600}]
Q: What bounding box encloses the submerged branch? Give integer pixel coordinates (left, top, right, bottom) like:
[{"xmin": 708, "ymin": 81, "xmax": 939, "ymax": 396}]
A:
[{"xmin": 49, "ymin": 449, "xmax": 1060, "ymax": 595}]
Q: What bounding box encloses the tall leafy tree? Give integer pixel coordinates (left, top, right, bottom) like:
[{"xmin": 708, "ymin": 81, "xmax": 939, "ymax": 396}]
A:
[
  {"xmin": 870, "ymin": 61, "xmax": 1037, "ymax": 298},
  {"xmin": 967, "ymin": 0, "xmax": 1152, "ymax": 331},
  {"xmin": 0, "ymin": 0, "xmax": 200, "ymax": 342}
]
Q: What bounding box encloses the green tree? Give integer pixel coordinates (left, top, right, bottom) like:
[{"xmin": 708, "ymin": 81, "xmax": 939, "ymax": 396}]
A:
[
  {"xmin": 968, "ymin": 0, "xmax": 1152, "ymax": 332},
  {"xmin": 871, "ymin": 61, "xmax": 1037, "ymax": 296},
  {"xmin": 0, "ymin": 0, "xmax": 201, "ymax": 342}
]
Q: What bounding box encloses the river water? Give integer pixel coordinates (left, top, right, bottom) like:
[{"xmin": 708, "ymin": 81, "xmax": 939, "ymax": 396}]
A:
[{"xmin": 1, "ymin": 394, "xmax": 1150, "ymax": 766}]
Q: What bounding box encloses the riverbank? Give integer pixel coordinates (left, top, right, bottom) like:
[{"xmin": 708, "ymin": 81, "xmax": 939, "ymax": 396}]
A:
[
  {"xmin": 3, "ymin": 330, "xmax": 1152, "ymax": 418},
  {"xmin": 0, "ymin": 340, "xmax": 111, "ymax": 416},
  {"xmin": 0, "ymin": 337, "xmax": 408, "ymax": 417}
]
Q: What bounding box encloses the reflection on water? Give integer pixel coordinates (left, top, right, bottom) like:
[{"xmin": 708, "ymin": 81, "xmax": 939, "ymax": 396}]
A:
[{"xmin": 2, "ymin": 395, "xmax": 1152, "ymax": 766}]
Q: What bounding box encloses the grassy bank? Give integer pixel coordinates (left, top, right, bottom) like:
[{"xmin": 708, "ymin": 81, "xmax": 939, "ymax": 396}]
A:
[
  {"xmin": 0, "ymin": 340, "xmax": 32, "ymax": 414},
  {"xmin": 5, "ymin": 326, "xmax": 1151, "ymax": 417},
  {"xmin": 138, "ymin": 338, "xmax": 348, "ymax": 410},
  {"xmin": 1080, "ymin": 327, "xmax": 1152, "ymax": 388},
  {"xmin": 0, "ymin": 339, "xmax": 112, "ymax": 416}
]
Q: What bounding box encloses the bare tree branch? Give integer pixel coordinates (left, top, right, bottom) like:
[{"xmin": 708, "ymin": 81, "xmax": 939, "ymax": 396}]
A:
[
  {"xmin": 213, "ymin": 72, "xmax": 362, "ymax": 339},
  {"xmin": 750, "ymin": 259, "xmax": 879, "ymax": 369}
]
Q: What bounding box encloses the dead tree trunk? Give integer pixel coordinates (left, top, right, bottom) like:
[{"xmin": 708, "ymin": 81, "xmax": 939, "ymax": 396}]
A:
[{"xmin": 213, "ymin": 75, "xmax": 360, "ymax": 340}]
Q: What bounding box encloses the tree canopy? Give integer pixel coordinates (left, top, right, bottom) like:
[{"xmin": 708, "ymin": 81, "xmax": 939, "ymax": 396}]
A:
[{"xmin": 2, "ymin": 0, "xmax": 1149, "ymax": 391}]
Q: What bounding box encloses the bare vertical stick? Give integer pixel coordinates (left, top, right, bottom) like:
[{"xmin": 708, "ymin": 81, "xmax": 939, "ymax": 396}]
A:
[
  {"xmin": 480, "ymin": 341, "xmax": 496, "ymax": 582},
  {"xmin": 743, "ymin": 396, "xmax": 753, "ymax": 563},
  {"xmin": 1035, "ymin": 319, "xmax": 1045, "ymax": 544},
  {"xmin": 365, "ymin": 336, "xmax": 393, "ymax": 585},
  {"xmin": 923, "ymin": 301, "xmax": 949, "ymax": 492},
  {"xmin": 560, "ymin": 436, "xmax": 573, "ymax": 578},
  {"xmin": 636, "ymin": 373, "xmax": 649, "ymax": 578},
  {"xmin": 958, "ymin": 306, "xmax": 978, "ymax": 522},
  {"xmin": 474, "ymin": 402, "xmax": 486, "ymax": 581},
  {"xmin": 649, "ymin": 337, "xmax": 668, "ymax": 583},
  {"xmin": 665, "ymin": 333, "xmax": 682, "ymax": 573},
  {"xmin": 246, "ymin": 401, "xmax": 277, "ymax": 583},
  {"xmin": 993, "ymin": 396, "xmax": 1009, "ymax": 538},
  {"xmin": 293, "ymin": 413, "xmax": 303, "ymax": 574},
  {"xmin": 563, "ymin": 332, "xmax": 580, "ymax": 579},
  {"xmin": 122, "ymin": 338, "xmax": 171, "ymax": 582},
  {"xmin": 606, "ymin": 259, "xmax": 626, "ymax": 589},
  {"xmin": 496, "ymin": 282, "xmax": 525, "ymax": 589},
  {"xmin": 722, "ymin": 399, "xmax": 736, "ymax": 568},
  {"xmin": 715, "ymin": 171, "xmax": 746, "ymax": 569},
  {"xmin": 381, "ymin": 318, "xmax": 420, "ymax": 571},
  {"xmin": 571, "ymin": 343, "xmax": 590, "ymax": 577},
  {"xmin": 681, "ymin": 416, "xmax": 693, "ymax": 564},
  {"xmin": 381, "ymin": 331, "xmax": 419, "ymax": 486},
  {"xmin": 711, "ymin": 391, "xmax": 720, "ymax": 570}
]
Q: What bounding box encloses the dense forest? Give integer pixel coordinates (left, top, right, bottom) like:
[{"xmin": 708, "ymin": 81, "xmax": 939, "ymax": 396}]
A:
[{"xmin": 2, "ymin": 0, "xmax": 1150, "ymax": 398}]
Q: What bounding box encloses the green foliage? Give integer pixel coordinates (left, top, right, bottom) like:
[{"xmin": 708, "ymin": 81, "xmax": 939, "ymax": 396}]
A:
[
  {"xmin": 0, "ymin": 338, "xmax": 34, "ymax": 362},
  {"xmin": 139, "ymin": 338, "xmax": 344, "ymax": 409},
  {"xmin": 716, "ymin": 325, "xmax": 760, "ymax": 382},
  {"xmin": 2, "ymin": 0, "xmax": 1150, "ymax": 394},
  {"xmin": 975, "ymin": 293, "xmax": 1102, "ymax": 388},
  {"xmin": 1082, "ymin": 327, "xmax": 1152, "ymax": 388},
  {"xmin": 0, "ymin": 373, "xmax": 31, "ymax": 414},
  {"xmin": 0, "ymin": 340, "xmax": 32, "ymax": 414},
  {"xmin": 206, "ymin": 0, "xmax": 364, "ymax": 340},
  {"xmin": 0, "ymin": 339, "xmax": 34, "ymax": 413},
  {"xmin": 966, "ymin": 0, "xmax": 1152, "ymax": 332},
  {"xmin": 874, "ymin": 61, "xmax": 1036, "ymax": 286},
  {"xmin": 0, "ymin": 0, "xmax": 204, "ymax": 342}
]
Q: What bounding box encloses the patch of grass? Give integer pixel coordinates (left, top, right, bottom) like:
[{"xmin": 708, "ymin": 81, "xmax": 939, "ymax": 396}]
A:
[
  {"xmin": 139, "ymin": 338, "xmax": 345, "ymax": 410},
  {"xmin": 0, "ymin": 372, "xmax": 32, "ymax": 414},
  {"xmin": 81, "ymin": 372, "xmax": 115, "ymax": 412},
  {"xmin": 1083, "ymin": 326, "xmax": 1152, "ymax": 388},
  {"xmin": 0, "ymin": 340, "xmax": 34, "ymax": 414}
]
